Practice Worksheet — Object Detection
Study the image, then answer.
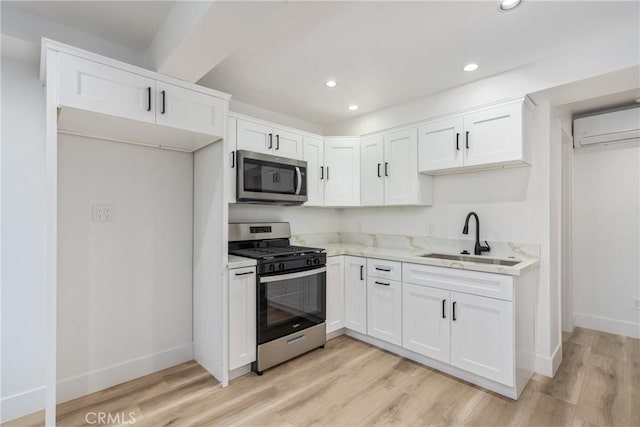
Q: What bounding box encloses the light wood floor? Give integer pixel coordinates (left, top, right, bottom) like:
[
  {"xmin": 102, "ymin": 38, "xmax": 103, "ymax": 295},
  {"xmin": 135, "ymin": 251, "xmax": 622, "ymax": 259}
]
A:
[{"xmin": 5, "ymin": 327, "xmax": 639, "ymax": 427}]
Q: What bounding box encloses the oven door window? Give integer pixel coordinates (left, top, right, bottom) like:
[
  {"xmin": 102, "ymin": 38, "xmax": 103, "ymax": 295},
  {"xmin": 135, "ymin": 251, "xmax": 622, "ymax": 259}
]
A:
[
  {"xmin": 258, "ymin": 269, "xmax": 325, "ymax": 344},
  {"xmin": 243, "ymin": 158, "xmax": 301, "ymax": 195}
]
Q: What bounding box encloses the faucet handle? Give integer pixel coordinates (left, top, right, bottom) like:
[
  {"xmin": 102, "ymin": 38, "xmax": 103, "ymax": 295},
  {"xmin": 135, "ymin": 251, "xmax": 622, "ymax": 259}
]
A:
[{"xmin": 482, "ymin": 241, "xmax": 491, "ymax": 252}]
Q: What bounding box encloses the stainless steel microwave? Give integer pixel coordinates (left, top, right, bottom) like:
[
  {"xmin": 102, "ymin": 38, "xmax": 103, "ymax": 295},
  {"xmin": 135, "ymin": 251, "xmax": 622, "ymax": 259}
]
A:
[{"xmin": 236, "ymin": 150, "xmax": 307, "ymax": 205}]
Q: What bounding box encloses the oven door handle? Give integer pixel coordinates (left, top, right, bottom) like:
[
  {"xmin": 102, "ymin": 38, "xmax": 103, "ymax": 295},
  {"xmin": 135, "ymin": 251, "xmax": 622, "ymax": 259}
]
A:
[
  {"xmin": 295, "ymin": 166, "xmax": 302, "ymax": 195},
  {"xmin": 260, "ymin": 266, "xmax": 326, "ymax": 283}
]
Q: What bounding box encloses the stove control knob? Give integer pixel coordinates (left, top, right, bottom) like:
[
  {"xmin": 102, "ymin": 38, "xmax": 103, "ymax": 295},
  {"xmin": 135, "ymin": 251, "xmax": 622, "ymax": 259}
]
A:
[
  {"xmin": 279, "ymin": 263, "xmax": 285, "ymax": 271},
  {"xmin": 269, "ymin": 264, "xmax": 275, "ymax": 272},
  {"xmin": 306, "ymin": 259, "xmax": 312, "ymax": 266},
  {"xmin": 313, "ymin": 258, "xmax": 320, "ymax": 265}
]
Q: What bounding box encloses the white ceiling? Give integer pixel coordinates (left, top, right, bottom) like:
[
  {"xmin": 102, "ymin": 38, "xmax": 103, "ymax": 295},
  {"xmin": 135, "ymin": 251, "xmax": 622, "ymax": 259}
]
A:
[
  {"xmin": 197, "ymin": 1, "xmax": 640, "ymax": 125},
  {"xmin": 7, "ymin": 1, "xmax": 640, "ymax": 126},
  {"xmin": 9, "ymin": 1, "xmax": 175, "ymax": 51}
]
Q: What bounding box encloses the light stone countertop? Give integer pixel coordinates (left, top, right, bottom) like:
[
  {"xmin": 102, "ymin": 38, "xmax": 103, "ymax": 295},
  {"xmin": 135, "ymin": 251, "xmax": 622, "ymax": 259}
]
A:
[
  {"xmin": 228, "ymin": 254, "xmax": 257, "ymax": 270},
  {"xmin": 319, "ymin": 243, "xmax": 539, "ymax": 276}
]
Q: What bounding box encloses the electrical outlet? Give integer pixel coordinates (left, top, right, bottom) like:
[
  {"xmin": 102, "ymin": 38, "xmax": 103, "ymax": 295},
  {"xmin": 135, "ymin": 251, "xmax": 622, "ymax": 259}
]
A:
[
  {"xmin": 632, "ymin": 297, "xmax": 640, "ymax": 311},
  {"xmin": 426, "ymin": 224, "xmax": 434, "ymax": 237},
  {"xmin": 92, "ymin": 204, "xmax": 114, "ymax": 222}
]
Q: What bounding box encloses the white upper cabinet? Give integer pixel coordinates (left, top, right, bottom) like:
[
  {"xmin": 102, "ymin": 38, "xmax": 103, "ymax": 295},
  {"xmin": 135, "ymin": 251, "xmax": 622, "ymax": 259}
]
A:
[
  {"xmin": 360, "ymin": 135, "xmax": 384, "ymax": 206},
  {"xmin": 236, "ymin": 119, "xmax": 273, "ymax": 155},
  {"xmin": 360, "ymin": 128, "xmax": 432, "ymax": 207},
  {"xmin": 463, "ymin": 102, "xmax": 523, "ymax": 168},
  {"xmin": 383, "ymin": 128, "xmax": 420, "ymax": 205},
  {"xmin": 58, "ymin": 52, "xmax": 156, "ymax": 124},
  {"xmin": 55, "ymin": 49, "xmax": 229, "ymax": 151},
  {"xmin": 236, "ymin": 119, "xmax": 302, "ymax": 159},
  {"xmin": 418, "ymin": 117, "xmax": 464, "ymax": 172},
  {"xmin": 419, "ymin": 101, "xmax": 527, "ymax": 174},
  {"xmin": 303, "ymin": 136, "xmax": 325, "ymax": 206},
  {"xmin": 155, "ymin": 81, "xmax": 225, "ymax": 137},
  {"xmin": 274, "ymin": 128, "xmax": 303, "ymax": 159},
  {"xmin": 344, "ymin": 256, "xmax": 367, "ymax": 335},
  {"xmin": 324, "ymin": 138, "xmax": 360, "ymax": 206}
]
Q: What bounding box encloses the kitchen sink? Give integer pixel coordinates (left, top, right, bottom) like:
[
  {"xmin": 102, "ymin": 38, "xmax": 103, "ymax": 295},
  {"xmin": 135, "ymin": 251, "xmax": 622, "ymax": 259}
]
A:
[{"xmin": 420, "ymin": 253, "xmax": 520, "ymax": 267}]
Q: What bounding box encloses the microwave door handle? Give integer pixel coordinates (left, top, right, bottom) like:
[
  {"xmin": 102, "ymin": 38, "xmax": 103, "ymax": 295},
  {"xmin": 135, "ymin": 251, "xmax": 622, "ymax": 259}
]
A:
[{"xmin": 295, "ymin": 166, "xmax": 302, "ymax": 195}]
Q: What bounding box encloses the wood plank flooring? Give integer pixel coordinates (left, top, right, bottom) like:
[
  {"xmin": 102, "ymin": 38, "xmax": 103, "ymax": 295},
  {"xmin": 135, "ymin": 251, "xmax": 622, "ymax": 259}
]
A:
[{"xmin": 4, "ymin": 328, "xmax": 638, "ymax": 427}]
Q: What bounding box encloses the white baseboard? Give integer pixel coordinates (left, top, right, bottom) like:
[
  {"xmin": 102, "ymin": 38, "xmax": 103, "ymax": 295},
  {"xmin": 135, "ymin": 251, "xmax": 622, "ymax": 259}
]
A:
[
  {"xmin": 574, "ymin": 312, "xmax": 640, "ymax": 339},
  {"xmin": 0, "ymin": 386, "xmax": 46, "ymax": 423},
  {"xmin": 534, "ymin": 343, "xmax": 562, "ymax": 377},
  {"xmin": 57, "ymin": 343, "xmax": 194, "ymax": 403}
]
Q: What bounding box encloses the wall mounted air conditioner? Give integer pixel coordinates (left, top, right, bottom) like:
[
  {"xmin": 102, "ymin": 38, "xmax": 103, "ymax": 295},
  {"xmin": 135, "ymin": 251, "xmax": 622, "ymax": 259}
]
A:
[{"xmin": 573, "ymin": 106, "xmax": 640, "ymax": 148}]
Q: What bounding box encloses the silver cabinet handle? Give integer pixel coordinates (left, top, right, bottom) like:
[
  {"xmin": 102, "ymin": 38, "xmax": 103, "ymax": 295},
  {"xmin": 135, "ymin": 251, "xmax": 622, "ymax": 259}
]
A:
[{"xmin": 295, "ymin": 166, "xmax": 302, "ymax": 195}]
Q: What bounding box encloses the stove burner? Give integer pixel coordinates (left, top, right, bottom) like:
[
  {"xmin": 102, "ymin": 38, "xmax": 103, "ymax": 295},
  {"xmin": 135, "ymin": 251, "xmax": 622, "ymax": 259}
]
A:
[{"xmin": 229, "ymin": 245, "xmax": 324, "ymax": 260}]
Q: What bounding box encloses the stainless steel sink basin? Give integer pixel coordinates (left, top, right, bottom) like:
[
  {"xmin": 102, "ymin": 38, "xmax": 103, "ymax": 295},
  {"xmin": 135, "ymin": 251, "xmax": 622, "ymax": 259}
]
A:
[{"xmin": 420, "ymin": 253, "xmax": 520, "ymax": 267}]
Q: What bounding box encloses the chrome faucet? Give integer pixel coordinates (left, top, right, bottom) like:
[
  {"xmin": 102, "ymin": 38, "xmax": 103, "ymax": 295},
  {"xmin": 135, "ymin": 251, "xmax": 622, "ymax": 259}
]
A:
[{"xmin": 463, "ymin": 212, "xmax": 491, "ymax": 256}]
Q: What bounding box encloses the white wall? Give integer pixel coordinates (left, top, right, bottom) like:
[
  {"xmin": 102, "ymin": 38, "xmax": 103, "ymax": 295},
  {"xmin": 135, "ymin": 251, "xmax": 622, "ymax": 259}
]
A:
[
  {"xmin": 56, "ymin": 135, "xmax": 194, "ymax": 402},
  {"xmin": 229, "ymin": 204, "xmax": 341, "ymax": 236},
  {"xmin": 572, "ymin": 141, "xmax": 640, "ymax": 338},
  {"xmin": 1, "ymin": 54, "xmax": 47, "ymax": 422}
]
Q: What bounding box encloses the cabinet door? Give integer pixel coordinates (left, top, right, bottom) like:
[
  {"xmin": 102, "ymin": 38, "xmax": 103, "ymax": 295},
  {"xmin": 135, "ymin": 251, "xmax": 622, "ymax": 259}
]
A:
[
  {"xmin": 402, "ymin": 283, "xmax": 450, "ymax": 363},
  {"xmin": 155, "ymin": 81, "xmax": 225, "ymax": 138},
  {"xmin": 450, "ymin": 291, "xmax": 514, "ymax": 386},
  {"xmin": 227, "ymin": 118, "xmax": 238, "ymax": 203},
  {"xmin": 418, "ymin": 117, "xmax": 464, "ymax": 172},
  {"xmin": 324, "ymin": 139, "xmax": 360, "ymax": 206},
  {"xmin": 344, "ymin": 256, "xmax": 367, "ymax": 335},
  {"xmin": 58, "ymin": 52, "xmax": 156, "ymax": 124},
  {"xmin": 273, "ymin": 129, "xmax": 303, "ymax": 160},
  {"xmin": 236, "ymin": 119, "xmax": 273, "ymax": 154},
  {"xmin": 367, "ymin": 277, "xmax": 402, "ymax": 346},
  {"xmin": 303, "ymin": 136, "xmax": 325, "ymax": 206},
  {"xmin": 326, "ymin": 257, "xmax": 345, "ymax": 334},
  {"xmin": 383, "ymin": 128, "xmax": 419, "ymax": 205},
  {"xmin": 463, "ymin": 103, "xmax": 523, "ymax": 167},
  {"xmin": 360, "ymin": 135, "xmax": 384, "ymax": 206},
  {"xmin": 229, "ymin": 267, "xmax": 256, "ymax": 370}
]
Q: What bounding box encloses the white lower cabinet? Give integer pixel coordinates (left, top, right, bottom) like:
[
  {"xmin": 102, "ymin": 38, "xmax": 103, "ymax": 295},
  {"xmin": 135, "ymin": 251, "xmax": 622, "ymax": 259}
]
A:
[
  {"xmin": 449, "ymin": 291, "xmax": 514, "ymax": 386},
  {"xmin": 402, "ymin": 283, "xmax": 450, "ymax": 363},
  {"xmin": 228, "ymin": 266, "xmax": 256, "ymax": 370},
  {"xmin": 367, "ymin": 277, "xmax": 402, "ymax": 346},
  {"xmin": 344, "ymin": 256, "xmax": 367, "ymax": 334},
  {"xmin": 326, "ymin": 256, "xmax": 345, "ymax": 334}
]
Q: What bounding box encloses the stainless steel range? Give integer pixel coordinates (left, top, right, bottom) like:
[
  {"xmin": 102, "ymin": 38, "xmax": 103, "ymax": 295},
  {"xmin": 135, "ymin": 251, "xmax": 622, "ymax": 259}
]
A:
[{"xmin": 228, "ymin": 222, "xmax": 326, "ymax": 375}]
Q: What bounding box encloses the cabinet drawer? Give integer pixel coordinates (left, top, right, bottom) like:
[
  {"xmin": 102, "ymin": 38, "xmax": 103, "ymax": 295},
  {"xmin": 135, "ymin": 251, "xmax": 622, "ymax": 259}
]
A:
[
  {"xmin": 402, "ymin": 263, "xmax": 513, "ymax": 301},
  {"xmin": 367, "ymin": 258, "xmax": 402, "ymax": 281}
]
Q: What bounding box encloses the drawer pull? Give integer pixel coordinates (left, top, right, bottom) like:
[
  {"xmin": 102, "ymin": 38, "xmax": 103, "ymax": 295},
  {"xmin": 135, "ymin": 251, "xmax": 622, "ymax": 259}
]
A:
[
  {"xmin": 235, "ymin": 271, "xmax": 253, "ymax": 276},
  {"xmin": 375, "ymin": 281, "xmax": 390, "ymax": 286},
  {"xmin": 287, "ymin": 335, "xmax": 305, "ymax": 345},
  {"xmin": 375, "ymin": 267, "xmax": 391, "ymax": 272}
]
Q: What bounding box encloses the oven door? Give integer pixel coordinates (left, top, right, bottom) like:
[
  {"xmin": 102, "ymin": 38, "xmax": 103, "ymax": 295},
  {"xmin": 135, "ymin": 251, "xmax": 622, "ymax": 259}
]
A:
[
  {"xmin": 258, "ymin": 266, "xmax": 326, "ymax": 344},
  {"xmin": 237, "ymin": 150, "xmax": 307, "ymax": 205}
]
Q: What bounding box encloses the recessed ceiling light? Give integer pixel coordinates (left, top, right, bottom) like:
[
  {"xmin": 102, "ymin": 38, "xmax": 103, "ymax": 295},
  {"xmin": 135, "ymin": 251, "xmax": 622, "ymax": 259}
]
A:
[
  {"xmin": 326, "ymin": 80, "xmax": 337, "ymax": 88},
  {"xmin": 463, "ymin": 63, "xmax": 479, "ymax": 72},
  {"xmin": 498, "ymin": 0, "xmax": 523, "ymax": 12},
  {"xmin": 348, "ymin": 104, "xmax": 359, "ymax": 111}
]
